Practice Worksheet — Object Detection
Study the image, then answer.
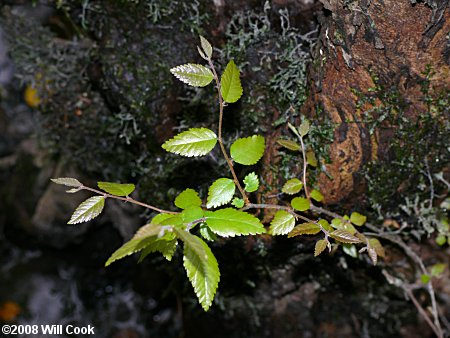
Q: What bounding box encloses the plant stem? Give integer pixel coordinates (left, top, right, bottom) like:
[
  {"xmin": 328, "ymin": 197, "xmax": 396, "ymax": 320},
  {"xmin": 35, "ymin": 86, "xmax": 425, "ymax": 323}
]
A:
[
  {"xmin": 81, "ymin": 186, "xmax": 178, "ymax": 215},
  {"xmin": 299, "ymin": 135, "xmax": 310, "ymax": 199},
  {"xmin": 207, "ymin": 59, "xmax": 249, "ymax": 205}
]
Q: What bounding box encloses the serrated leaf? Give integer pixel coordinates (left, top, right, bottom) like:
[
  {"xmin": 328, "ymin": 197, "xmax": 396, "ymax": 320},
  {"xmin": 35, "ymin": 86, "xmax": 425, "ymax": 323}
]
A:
[
  {"xmin": 343, "ymin": 244, "xmax": 358, "ymax": 258},
  {"xmin": 138, "ymin": 233, "xmax": 177, "ymax": 262},
  {"xmin": 51, "ymin": 177, "xmax": 82, "ymax": 187},
  {"xmin": 174, "ymin": 229, "xmax": 220, "ymax": 311},
  {"xmin": 162, "ymin": 128, "xmax": 217, "ymax": 157},
  {"xmin": 105, "ymin": 224, "xmax": 164, "ymax": 266},
  {"xmin": 288, "ymin": 223, "xmax": 321, "ymax": 237},
  {"xmin": 269, "ymin": 210, "xmax": 295, "ymax": 235},
  {"xmin": 277, "ymin": 139, "xmax": 301, "ymax": 151},
  {"xmin": 199, "ymin": 223, "xmax": 218, "ymax": 242},
  {"xmin": 243, "ymin": 172, "xmax": 259, "ymax": 192},
  {"xmin": 282, "ymin": 178, "xmax": 303, "ymax": 195},
  {"xmin": 314, "ymin": 239, "xmax": 328, "ymax": 256},
  {"xmin": 230, "ymin": 135, "xmax": 265, "ymax": 165},
  {"xmin": 170, "ymin": 63, "xmax": 214, "ymax": 87},
  {"xmin": 68, "ymin": 196, "xmax": 105, "ymax": 224},
  {"xmin": 197, "ymin": 46, "xmax": 207, "ymax": 60},
  {"xmin": 318, "ymin": 219, "xmax": 333, "ymax": 232},
  {"xmin": 231, "ymin": 197, "xmax": 244, "ymax": 208},
  {"xmin": 330, "ymin": 230, "xmax": 362, "ymax": 244},
  {"xmin": 98, "ymin": 182, "xmax": 135, "ymax": 196},
  {"xmin": 175, "ymin": 188, "xmax": 202, "ymax": 209},
  {"xmin": 306, "ymin": 150, "xmax": 318, "ymax": 167},
  {"xmin": 205, "ymin": 208, "xmax": 265, "ymax": 237},
  {"xmin": 331, "ymin": 218, "xmax": 357, "ymax": 234},
  {"xmin": 182, "ymin": 206, "xmax": 205, "ymax": 224},
  {"xmin": 291, "ymin": 197, "xmax": 310, "ymax": 211},
  {"xmin": 220, "ymin": 60, "xmax": 242, "ymax": 103},
  {"xmin": 368, "ymin": 238, "xmax": 385, "ymax": 258},
  {"xmin": 66, "ymin": 188, "xmax": 81, "ymax": 193},
  {"xmin": 199, "ymin": 35, "xmax": 212, "ymax": 59},
  {"xmin": 206, "ymin": 178, "xmax": 235, "ymax": 209},
  {"xmin": 350, "ymin": 212, "xmax": 367, "ymax": 226},
  {"xmin": 299, "ymin": 120, "xmax": 310, "ymax": 137},
  {"xmin": 310, "ymin": 189, "xmax": 324, "ymax": 202}
]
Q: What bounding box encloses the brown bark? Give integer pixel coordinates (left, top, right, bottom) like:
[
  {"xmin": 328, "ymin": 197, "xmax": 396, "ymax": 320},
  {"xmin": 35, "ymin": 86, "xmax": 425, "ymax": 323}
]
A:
[{"xmin": 302, "ymin": 0, "xmax": 449, "ymax": 204}]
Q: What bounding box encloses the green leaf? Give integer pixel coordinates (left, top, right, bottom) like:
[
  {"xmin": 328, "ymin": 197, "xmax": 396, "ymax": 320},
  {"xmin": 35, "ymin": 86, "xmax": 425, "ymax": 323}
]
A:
[
  {"xmin": 51, "ymin": 177, "xmax": 82, "ymax": 187},
  {"xmin": 331, "ymin": 218, "xmax": 357, "ymax": 234},
  {"xmin": 306, "ymin": 150, "xmax": 318, "ymax": 167},
  {"xmin": 230, "ymin": 135, "xmax": 265, "ymax": 165},
  {"xmin": 231, "ymin": 197, "xmax": 244, "ymax": 208},
  {"xmin": 329, "ymin": 230, "xmax": 362, "ymax": 244},
  {"xmin": 269, "ymin": 210, "xmax": 295, "ymax": 235},
  {"xmin": 287, "ymin": 122, "xmax": 300, "ymax": 138},
  {"xmin": 199, "ymin": 35, "xmax": 212, "ymax": 59},
  {"xmin": 314, "ymin": 239, "xmax": 328, "ymax": 256},
  {"xmin": 288, "ymin": 223, "xmax": 321, "ymax": 237},
  {"xmin": 421, "ymin": 274, "xmax": 431, "ymax": 284},
  {"xmin": 175, "ymin": 188, "xmax": 202, "ymax": 209},
  {"xmin": 310, "ymin": 189, "xmax": 324, "ymax": 202},
  {"xmin": 170, "ymin": 63, "xmax": 214, "ymax": 87},
  {"xmin": 205, "ymin": 208, "xmax": 265, "ymax": 237},
  {"xmin": 220, "ymin": 60, "xmax": 243, "ymax": 103},
  {"xmin": 151, "ymin": 213, "xmax": 174, "ymax": 224},
  {"xmin": 138, "ymin": 232, "xmax": 177, "ymax": 262},
  {"xmin": 291, "ymin": 197, "xmax": 310, "ymax": 212},
  {"xmin": 105, "ymin": 224, "xmax": 165, "ymax": 266},
  {"xmin": 174, "ymin": 229, "xmax": 220, "ymax": 311},
  {"xmin": 342, "ymin": 244, "xmax": 358, "ymax": 258},
  {"xmin": 436, "ymin": 234, "xmax": 447, "ymax": 246},
  {"xmin": 318, "ymin": 219, "xmax": 333, "ymax": 232},
  {"xmin": 282, "ymin": 178, "xmax": 303, "ymax": 195},
  {"xmin": 68, "ymin": 196, "xmax": 105, "ymax": 224},
  {"xmin": 206, "ymin": 178, "xmax": 236, "ymax": 209},
  {"xmin": 162, "ymin": 128, "xmax": 217, "ymax": 157},
  {"xmin": 243, "ymin": 172, "xmax": 259, "ymax": 192},
  {"xmin": 97, "ymin": 182, "xmax": 135, "ymax": 196},
  {"xmin": 277, "ymin": 139, "xmax": 301, "ymax": 151},
  {"xmin": 199, "ymin": 223, "xmax": 218, "ymax": 242},
  {"xmin": 350, "ymin": 212, "xmax": 367, "ymax": 226},
  {"xmin": 181, "ymin": 206, "xmax": 205, "ymax": 224},
  {"xmin": 299, "ymin": 120, "xmax": 310, "ymax": 137},
  {"xmin": 368, "ymin": 238, "xmax": 385, "ymax": 258},
  {"xmin": 430, "ymin": 263, "xmax": 446, "ymax": 277}
]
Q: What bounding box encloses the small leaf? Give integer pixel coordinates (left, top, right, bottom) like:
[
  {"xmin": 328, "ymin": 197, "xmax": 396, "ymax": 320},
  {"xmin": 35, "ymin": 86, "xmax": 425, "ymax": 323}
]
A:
[
  {"xmin": 282, "ymin": 178, "xmax": 303, "ymax": 195},
  {"xmin": 199, "ymin": 35, "xmax": 212, "ymax": 59},
  {"xmin": 368, "ymin": 238, "xmax": 385, "ymax": 258},
  {"xmin": 430, "ymin": 263, "xmax": 446, "ymax": 277},
  {"xmin": 329, "ymin": 230, "xmax": 362, "ymax": 244},
  {"xmin": 230, "ymin": 135, "xmax": 265, "ymax": 165},
  {"xmin": 205, "ymin": 208, "xmax": 265, "ymax": 237},
  {"xmin": 68, "ymin": 196, "xmax": 105, "ymax": 224},
  {"xmin": 243, "ymin": 172, "xmax": 259, "ymax": 192},
  {"xmin": 288, "ymin": 223, "xmax": 321, "ymax": 237},
  {"xmin": 231, "ymin": 197, "xmax": 245, "ymax": 208},
  {"xmin": 199, "ymin": 223, "xmax": 218, "ymax": 242},
  {"xmin": 318, "ymin": 219, "xmax": 333, "ymax": 232},
  {"xmin": 277, "ymin": 139, "xmax": 301, "ymax": 151},
  {"xmin": 306, "ymin": 150, "xmax": 318, "ymax": 167},
  {"xmin": 291, "ymin": 197, "xmax": 310, "ymax": 212},
  {"xmin": 174, "ymin": 229, "xmax": 220, "ymax": 311},
  {"xmin": 310, "ymin": 189, "xmax": 324, "ymax": 202},
  {"xmin": 220, "ymin": 60, "xmax": 243, "ymax": 103},
  {"xmin": 206, "ymin": 178, "xmax": 236, "ymax": 209},
  {"xmin": 299, "ymin": 120, "xmax": 310, "ymax": 137},
  {"xmin": 331, "ymin": 218, "xmax": 357, "ymax": 234},
  {"xmin": 197, "ymin": 46, "xmax": 207, "ymax": 60},
  {"xmin": 436, "ymin": 234, "xmax": 447, "ymax": 246},
  {"xmin": 350, "ymin": 212, "xmax": 367, "ymax": 226},
  {"xmin": 170, "ymin": 63, "xmax": 214, "ymax": 87},
  {"xmin": 175, "ymin": 188, "xmax": 202, "ymax": 209},
  {"xmin": 343, "ymin": 244, "xmax": 358, "ymax": 258},
  {"xmin": 421, "ymin": 274, "xmax": 431, "ymax": 284},
  {"xmin": 162, "ymin": 128, "xmax": 217, "ymax": 157},
  {"xmin": 314, "ymin": 239, "xmax": 328, "ymax": 256},
  {"xmin": 98, "ymin": 182, "xmax": 135, "ymax": 196},
  {"xmin": 51, "ymin": 177, "xmax": 82, "ymax": 187},
  {"xmin": 287, "ymin": 122, "xmax": 300, "ymax": 137},
  {"xmin": 269, "ymin": 210, "xmax": 295, "ymax": 235}
]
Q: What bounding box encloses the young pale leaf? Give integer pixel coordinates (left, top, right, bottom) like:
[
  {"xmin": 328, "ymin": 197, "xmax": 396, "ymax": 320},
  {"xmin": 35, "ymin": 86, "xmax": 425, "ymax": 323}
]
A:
[
  {"xmin": 350, "ymin": 212, "xmax": 367, "ymax": 226},
  {"xmin": 430, "ymin": 263, "xmax": 446, "ymax": 277},
  {"xmin": 199, "ymin": 223, "xmax": 218, "ymax": 242},
  {"xmin": 299, "ymin": 120, "xmax": 310, "ymax": 137},
  {"xmin": 138, "ymin": 233, "xmax": 177, "ymax": 262},
  {"xmin": 205, "ymin": 208, "xmax": 265, "ymax": 237},
  {"xmin": 367, "ymin": 247, "xmax": 377, "ymax": 265},
  {"xmin": 287, "ymin": 122, "xmax": 300, "ymax": 138},
  {"xmin": 162, "ymin": 128, "xmax": 217, "ymax": 157},
  {"xmin": 170, "ymin": 63, "xmax": 214, "ymax": 87},
  {"xmin": 220, "ymin": 60, "xmax": 243, "ymax": 103},
  {"xmin": 231, "ymin": 197, "xmax": 245, "ymax": 208},
  {"xmin": 51, "ymin": 177, "xmax": 82, "ymax": 187},
  {"xmin": 243, "ymin": 172, "xmax": 259, "ymax": 192},
  {"xmin": 174, "ymin": 229, "xmax": 220, "ymax": 311},
  {"xmin": 306, "ymin": 150, "xmax": 318, "ymax": 167},
  {"xmin": 98, "ymin": 182, "xmax": 135, "ymax": 196},
  {"xmin": 288, "ymin": 223, "xmax": 321, "ymax": 237},
  {"xmin": 329, "ymin": 230, "xmax": 362, "ymax": 244},
  {"xmin": 282, "ymin": 178, "xmax": 303, "ymax": 195},
  {"xmin": 175, "ymin": 188, "xmax": 202, "ymax": 209},
  {"xmin": 230, "ymin": 135, "xmax": 265, "ymax": 165},
  {"xmin": 310, "ymin": 189, "xmax": 324, "ymax": 202},
  {"xmin": 269, "ymin": 210, "xmax": 295, "ymax": 235},
  {"xmin": 66, "ymin": 188, "xmax": 81, "ymax": 193},
  {"xmin": 277, "ymin": 139, "xmax": 301, "ymax": 151},
  {"xmin": 206, "ymin": 178, "xmax": 236, "ymax": 209},
  {"xmin": 291, "ymin": 197, "xmax": 310, "ymax": 212},
  {"xmin": 314, "ymin": 239, "xmax": 328, "ymax": 256},
  {"xmin": 368, "ymin": 238, "xmax": 385, "ymax": 258},
  {"xmin": 199, "ymin": 35, "xmax": 213, "ymax": 59},
  {"xmin": 197, "ymin": 46, "xmax": 207, "ymax": 60},
  {"xmin": 68, "ymin": 196, "xmax": 105, "ymax": 224},
  {"xmin": 343, "ymin": 244, "xmax": 358, "ymax": 258}
]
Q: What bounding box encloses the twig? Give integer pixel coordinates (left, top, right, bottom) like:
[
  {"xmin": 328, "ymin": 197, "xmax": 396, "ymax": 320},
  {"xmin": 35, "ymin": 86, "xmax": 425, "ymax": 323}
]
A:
[{"xmin": 299, "ymin": 135, "xmax": 310, "ymax": 199}]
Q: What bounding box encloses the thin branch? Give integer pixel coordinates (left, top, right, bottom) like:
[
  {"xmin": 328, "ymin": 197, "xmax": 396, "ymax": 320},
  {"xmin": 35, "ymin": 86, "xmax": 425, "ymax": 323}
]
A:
[{"xmin": 299, "ymin": 135, "xmax": 310, "ymax": 199}]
